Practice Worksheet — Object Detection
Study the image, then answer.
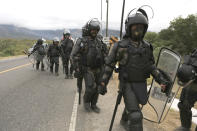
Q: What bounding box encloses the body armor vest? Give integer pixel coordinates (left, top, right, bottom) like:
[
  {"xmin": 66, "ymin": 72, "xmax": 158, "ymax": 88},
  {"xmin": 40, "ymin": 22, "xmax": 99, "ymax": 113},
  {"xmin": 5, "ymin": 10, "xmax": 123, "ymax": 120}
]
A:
[
  {"xmin": 37, "ymin": 45, "xmax": 46, "ymax": 55},
  {"xmin": 61, "ymin": 39, "xmax": 73, "ymax": 56},
  {"xmin": 81, "ymin": 38, "xmax": 104, "ymax": 68},
  {"xmin": 119, "ymin": 41, "xmax": 153, "ymax": 82},
  {"xmin": 50, "ymin": 44, "xmax": 60, "ymax": 57}
]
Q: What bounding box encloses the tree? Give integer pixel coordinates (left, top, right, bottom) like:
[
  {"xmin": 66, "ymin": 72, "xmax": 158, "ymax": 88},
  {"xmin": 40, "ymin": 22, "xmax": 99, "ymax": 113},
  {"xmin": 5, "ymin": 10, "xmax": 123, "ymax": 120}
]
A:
[
  {"xmin": 144, "ymin": 32, "xmax": 158, "ymax": 44},
  {"xmin": 158, "ymin": 14, "xmax": 197, "ymax": 55}
]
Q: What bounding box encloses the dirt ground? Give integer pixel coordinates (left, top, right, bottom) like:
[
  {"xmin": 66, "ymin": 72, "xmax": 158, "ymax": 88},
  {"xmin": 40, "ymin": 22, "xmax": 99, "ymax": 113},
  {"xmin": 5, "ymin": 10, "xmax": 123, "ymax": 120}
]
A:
[
  {"xmin": 159, "ymin": 109, "xmax": 196, "ymax": 131},
  {"xmin": 76, "ymin": 74, "xmax": 196, "ymax": 131},
  {"xmin": 76, "ymin": 73, "xmax": 195, "ymax": 131}
]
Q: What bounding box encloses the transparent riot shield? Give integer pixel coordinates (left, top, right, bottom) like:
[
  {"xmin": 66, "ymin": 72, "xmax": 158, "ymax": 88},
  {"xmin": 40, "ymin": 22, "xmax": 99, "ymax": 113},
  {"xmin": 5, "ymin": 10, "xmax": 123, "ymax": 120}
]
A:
[
  {"xmin": 141, "ymin": 47, "xmax": 181, "ymax": 123},
  {"xmin": 43, "ymin": 56, "xmax": 50, "ymax": 70},
  {"xmin": 28, "ymin": 52, "xmax": 37, "ymax": 68}
]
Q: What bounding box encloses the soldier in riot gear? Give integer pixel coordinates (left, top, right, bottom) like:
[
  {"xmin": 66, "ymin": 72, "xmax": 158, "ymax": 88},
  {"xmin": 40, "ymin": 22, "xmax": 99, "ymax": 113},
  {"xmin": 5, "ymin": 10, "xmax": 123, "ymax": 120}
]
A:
[
  {"xmin": 98, "ymin": 11, "xmax": 170, "ymax": 131},
  {"xmin": 175, "ymin": 49, "xmax": 197, "ymax": 131},
  {"xmin": 47, "ymin": 37, "xmax": 62, "ymax": 76},
  {"xmin": 61, "ymin": 29, "xmax": 74, "ymax": 79},
  {"xmin": 71, "ymin": 18, "xmax": 108, "ymax": 113},
  {"xmin": 72, "ymin": 25, "xmax": 88, "ymax": 99},
  {"xmin": 30, "ymin": 39, "xmax": 46, "ymax": 71}
]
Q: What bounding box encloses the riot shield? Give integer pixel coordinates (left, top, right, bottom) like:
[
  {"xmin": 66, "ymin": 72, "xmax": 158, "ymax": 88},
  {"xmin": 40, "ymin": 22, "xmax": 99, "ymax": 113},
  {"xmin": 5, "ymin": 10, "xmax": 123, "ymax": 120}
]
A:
[
  {"xmin": 28, "ymin": 52, "xmax": 37, "ymax": 68},
  {"xmin": 43, "ymin": 56, "xmax": 50, "ymax": 70},
  {"xmin": 141, "ymin": 47, "xmax": 181, "ymax": 123}
]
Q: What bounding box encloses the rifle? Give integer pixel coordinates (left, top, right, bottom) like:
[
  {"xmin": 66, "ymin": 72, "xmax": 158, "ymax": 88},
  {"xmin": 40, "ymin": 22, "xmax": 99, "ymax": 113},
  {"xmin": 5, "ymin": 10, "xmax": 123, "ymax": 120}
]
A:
[
  {"xmin": 75, "ymin": 67, "xmax": 83, "ymax": 105},
  {"xmin": 109, "ymin": 86, "xmax": 123, "ymax": 131},
  {"xmin": 78, "ymin": 83, "xmax": 82, "ymax": 105}
]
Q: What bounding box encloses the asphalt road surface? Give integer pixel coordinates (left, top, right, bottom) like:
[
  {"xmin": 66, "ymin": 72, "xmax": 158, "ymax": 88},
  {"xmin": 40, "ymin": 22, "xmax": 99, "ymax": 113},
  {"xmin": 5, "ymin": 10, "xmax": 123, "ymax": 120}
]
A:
[
  {"xmin": 0, "ymin": 56, "xmax": 161, "ymax": 131},
  {"xmin": 0, "ymin": 56, "xmax": 76, "ymax": 131}
]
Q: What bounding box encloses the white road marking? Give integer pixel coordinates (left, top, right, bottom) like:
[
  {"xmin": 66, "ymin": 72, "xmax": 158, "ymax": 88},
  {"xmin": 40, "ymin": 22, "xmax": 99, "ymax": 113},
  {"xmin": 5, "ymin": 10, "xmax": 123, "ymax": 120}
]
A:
[{"xmin": 68, "ymin": 92, "xmax": 79, "ymax": 131}]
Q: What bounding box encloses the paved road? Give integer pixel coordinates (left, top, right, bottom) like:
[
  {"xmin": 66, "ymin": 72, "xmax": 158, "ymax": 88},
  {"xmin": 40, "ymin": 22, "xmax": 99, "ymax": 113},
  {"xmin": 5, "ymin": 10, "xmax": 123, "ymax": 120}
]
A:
[
  {"xmin": 0, "ymin": 56, "xmax": 76, "ymax": 131},
  {"xmin": 0, "ymin": 56, "xmax": 162, "ymax": 131}
]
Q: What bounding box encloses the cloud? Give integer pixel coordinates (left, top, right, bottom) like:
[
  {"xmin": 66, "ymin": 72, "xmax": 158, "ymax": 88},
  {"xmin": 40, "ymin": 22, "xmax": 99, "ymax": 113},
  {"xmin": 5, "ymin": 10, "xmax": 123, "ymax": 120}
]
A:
[{"xmin": 0, "ymin": 0, "xmax": 196, "ymax": 31}]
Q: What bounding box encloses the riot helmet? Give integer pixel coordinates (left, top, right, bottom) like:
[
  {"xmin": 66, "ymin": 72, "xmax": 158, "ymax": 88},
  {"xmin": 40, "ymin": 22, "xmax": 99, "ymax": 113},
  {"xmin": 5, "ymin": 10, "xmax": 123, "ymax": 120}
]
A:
[
  {"xmin": 41, "ymin": 38, "xmax": 46, "ymax": 42},
  {"xmin": 53, "ymin": 37, "xmax": 60, "ymax": 45},
  {"xmin": 82, "ymin": 24, "xmax": 88, "ymax": 37},
  {"xmin": 37, "ymin": 39, "xmax": 43, "ymax": 45},
  {"xmin": 177, "ymin": 64, "xmax": 196, "ymax": 83},
  {"xmin": 63, "ymin": 29, "xmax": 71, "ymax": 39},
  {"xmin": 86, "ymin": 18, "xmax": 100, "ymax": 38},
  {"xmin": 125, "ymin": 5, "xmax": 154, "ymax": 41}
]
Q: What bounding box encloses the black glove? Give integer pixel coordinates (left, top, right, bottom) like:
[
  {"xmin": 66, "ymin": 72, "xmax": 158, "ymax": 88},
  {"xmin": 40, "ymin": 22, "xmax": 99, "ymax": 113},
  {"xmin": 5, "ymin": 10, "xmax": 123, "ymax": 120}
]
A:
[
  {"xmin": 98, "ymin": 83, "xmax": 107, "ymax": 95},
  {"xmin": 28, "ymin": 53, "xmax": 31, "ymax": 58},
  {"xmin": 157, "ymin": 69, "xmax": 173, "ymax": 96}
]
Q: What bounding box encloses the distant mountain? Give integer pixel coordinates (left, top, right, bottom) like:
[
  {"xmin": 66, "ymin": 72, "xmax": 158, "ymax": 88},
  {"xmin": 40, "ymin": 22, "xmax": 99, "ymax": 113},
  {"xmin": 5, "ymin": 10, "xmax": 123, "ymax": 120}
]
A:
[{"xmin": 0, "ymin": 24, "xmax": 120, "ymax": 40}]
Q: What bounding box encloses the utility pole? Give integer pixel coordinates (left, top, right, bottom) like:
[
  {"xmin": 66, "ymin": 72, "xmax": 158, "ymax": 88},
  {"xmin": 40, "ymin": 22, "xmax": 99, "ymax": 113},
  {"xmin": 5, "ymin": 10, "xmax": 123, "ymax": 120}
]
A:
[
  {"xmin": 120, "ymin": 0, "xmax": 126, "ymax": 39},
  {"xmin": 101, "ymin": 0, "xmax": 103, "ymax": 35},
  {"xmin": 106, "ymin": 0, "xmax": 109, "ymax": 37}
]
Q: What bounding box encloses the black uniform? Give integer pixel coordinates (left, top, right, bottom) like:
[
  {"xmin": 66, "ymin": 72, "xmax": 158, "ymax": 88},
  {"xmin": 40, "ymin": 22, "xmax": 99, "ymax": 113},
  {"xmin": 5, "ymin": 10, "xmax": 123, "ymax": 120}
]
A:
[
  {"xmin": 98, "ymin": 11, "xmax": 169, "ymax": 131},
  {"xmin": 71, "ymin": 35, "xmax": 108, "ymax": 112},
  {"xmin": 73, "ymin": 25, "xmax": 104, "ymax": 94},
  {"xmin": 31, "ymin": 39, "xmax": 46, "ymax": 70},
  {"xmin": 61, "ymin": 38, "xmax": 74, "ymax": 78},
  {"xmin": 176, "ymin": 49, "xmax": 197, "ymax": 131},
  {"xmin": 47, "ymin": 43, "xmax": 62, "ymax": 74},
  {"xmin": 71, "ymin": 25, "xmax": 89, "ymax": 95}
]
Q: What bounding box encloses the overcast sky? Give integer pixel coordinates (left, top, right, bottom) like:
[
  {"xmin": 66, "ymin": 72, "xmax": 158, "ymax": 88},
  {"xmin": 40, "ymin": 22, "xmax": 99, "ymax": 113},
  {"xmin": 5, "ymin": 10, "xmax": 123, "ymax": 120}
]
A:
[{"xmin": 0, "ymin": 0, "xmax": 196, "ymax": 31}]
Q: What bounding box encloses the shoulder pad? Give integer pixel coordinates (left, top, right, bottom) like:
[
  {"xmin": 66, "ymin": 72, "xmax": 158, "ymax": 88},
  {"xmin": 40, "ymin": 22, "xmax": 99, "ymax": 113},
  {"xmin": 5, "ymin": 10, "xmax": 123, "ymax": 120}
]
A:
[
  {"xmin": 76, "ymin": 37, "xmax": 86, "ymax": 48},
  {"xmin": 118, "ymin": 39, "xmax": 129, "ymax": 48},
  {"xmin": 143, "ymin": 40, "xmax": 153, "ymax": 50},
  {"xmin": 96, "ymin": 37, "xmax": 102, "ymax": 42}
]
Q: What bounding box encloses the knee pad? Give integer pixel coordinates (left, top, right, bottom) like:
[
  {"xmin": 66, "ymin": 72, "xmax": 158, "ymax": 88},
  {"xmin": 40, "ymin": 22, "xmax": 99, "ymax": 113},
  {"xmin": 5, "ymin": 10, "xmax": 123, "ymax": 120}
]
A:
[{"xmin": 128, "ymin": 111, "xmax": 143, "ymax": 124}]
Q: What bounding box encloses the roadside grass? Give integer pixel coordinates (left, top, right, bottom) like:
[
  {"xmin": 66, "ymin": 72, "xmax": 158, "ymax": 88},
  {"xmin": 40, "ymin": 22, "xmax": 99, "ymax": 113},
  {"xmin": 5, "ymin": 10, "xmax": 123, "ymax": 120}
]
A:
[{"xmin": 0, "ymin": 39, "xmax": 36, "ymax": 57}]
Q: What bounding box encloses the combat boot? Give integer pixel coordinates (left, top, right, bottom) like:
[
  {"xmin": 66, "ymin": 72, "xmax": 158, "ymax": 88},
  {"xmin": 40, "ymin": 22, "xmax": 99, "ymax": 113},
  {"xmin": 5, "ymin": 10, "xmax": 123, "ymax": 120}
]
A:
[
  {"xmin": 41, "ymin": 63, "xmax": 45, "ymax": 71},
  {"xmin": 91, "ymin": 105, "xmax": 100, "ymax": 113},
  {"xmin": 84, "ymin": 103, "xmax": 91, "ymax": 112},
  {"xmin": 69, "ymin": 74, "xmax": 74, "ymax": 79},
  {"xmin": 65, "ymin": 75, "xmax": 69, "ymax": 79},
  {"xmin": 36, "ymin": 63, "xmax": 39, "ymax": 70}
]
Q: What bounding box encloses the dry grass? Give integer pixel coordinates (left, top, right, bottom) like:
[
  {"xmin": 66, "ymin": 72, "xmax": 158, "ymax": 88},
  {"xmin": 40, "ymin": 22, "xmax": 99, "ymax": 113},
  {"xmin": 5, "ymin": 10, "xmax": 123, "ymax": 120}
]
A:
[{"xmin": 158, "ymin": 109, "xmax": 196, "ymax": 131}]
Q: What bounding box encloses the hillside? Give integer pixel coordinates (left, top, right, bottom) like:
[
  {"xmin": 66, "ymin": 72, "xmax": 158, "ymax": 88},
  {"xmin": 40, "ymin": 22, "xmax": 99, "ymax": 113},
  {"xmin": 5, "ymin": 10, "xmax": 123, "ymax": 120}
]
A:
[{"xmin": 0, "ymin": 24, "xmax": 119, "ymax": 40}]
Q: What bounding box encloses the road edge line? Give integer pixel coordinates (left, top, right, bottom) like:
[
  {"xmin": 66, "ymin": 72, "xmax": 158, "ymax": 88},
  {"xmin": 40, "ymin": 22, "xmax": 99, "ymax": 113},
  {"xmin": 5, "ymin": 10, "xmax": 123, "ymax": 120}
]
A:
[{"xmin": 68, "ymin": 92, "xmax": 79, "ymax": 131}]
